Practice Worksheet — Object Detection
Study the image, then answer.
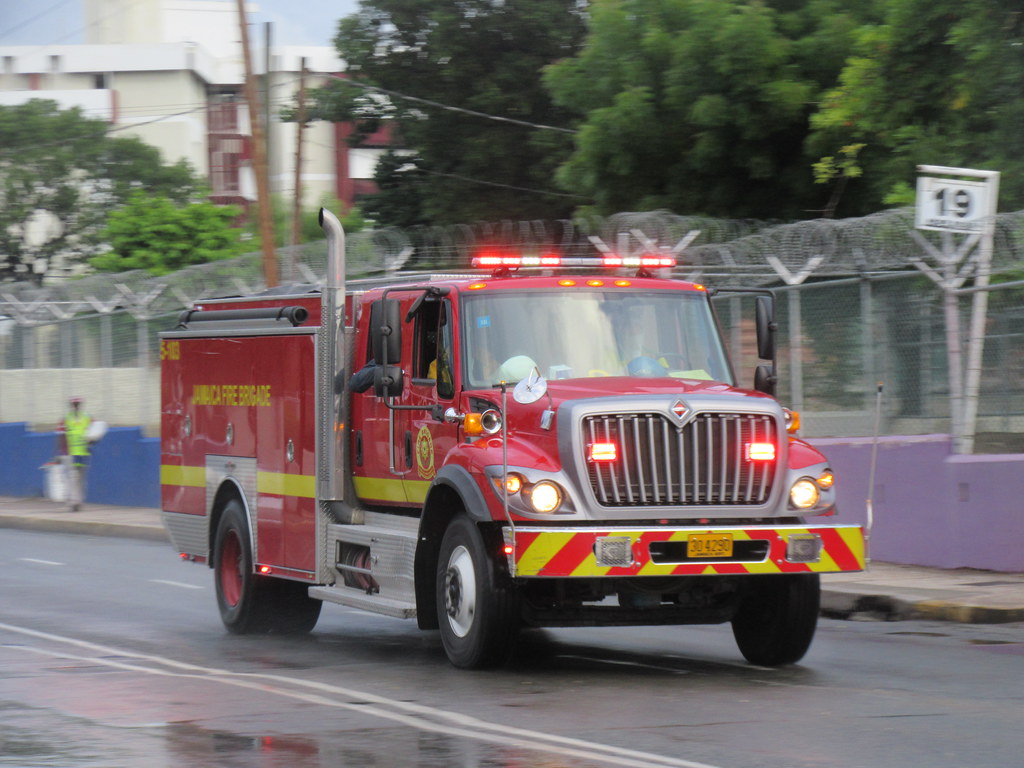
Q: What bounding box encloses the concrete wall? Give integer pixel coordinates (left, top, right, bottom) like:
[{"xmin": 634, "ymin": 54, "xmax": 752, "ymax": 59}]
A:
[
  {"xmin": 0, "ymin": 368, "xmax": 161, "ymax": 433},
  {"xmin": 810, "ymin": 435, "xmax": 1024, "ymax": 572},
  {"xmin": 0, "ymin": 422, "xmax": 159, "ymax": 507}
]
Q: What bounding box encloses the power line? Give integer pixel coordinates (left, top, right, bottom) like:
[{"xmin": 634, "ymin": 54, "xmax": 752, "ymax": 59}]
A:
[
  {"xmin": 326, "ymin": 73, "xmax": 578, "ymax": 135},
  {"xmin": 419, "ymin": 169, "xmax": 590, "ymax": 200}
]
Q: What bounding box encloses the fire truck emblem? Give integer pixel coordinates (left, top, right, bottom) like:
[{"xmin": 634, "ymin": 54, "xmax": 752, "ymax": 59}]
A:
[
  {"xmin": 669, "ymin": 399, "xmax": 691, "ymax": 423},
  {"xmin": 415, "ymin": 425, "xmax": 436, "ymax": 479}
]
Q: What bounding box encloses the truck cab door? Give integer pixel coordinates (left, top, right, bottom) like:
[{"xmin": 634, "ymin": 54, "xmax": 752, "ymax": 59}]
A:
[
  {"xmin": 400, "ymin": 297, "xmax": 457, "ymax": 503},
  {"xmin": 350, "ymin": 296, "xmax": 457, "ymax": 507}
]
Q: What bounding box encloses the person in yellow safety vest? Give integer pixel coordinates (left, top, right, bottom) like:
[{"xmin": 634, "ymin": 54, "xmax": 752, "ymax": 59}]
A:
[{"xmin": 62, "ymin": 396, "xmax": 92, "ymax": 512}]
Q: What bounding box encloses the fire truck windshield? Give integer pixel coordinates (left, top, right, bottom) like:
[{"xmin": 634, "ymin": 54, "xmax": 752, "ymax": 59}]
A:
[{"xmin": 461, "ymin": 290, "xmax": 733, "ymax": 388}]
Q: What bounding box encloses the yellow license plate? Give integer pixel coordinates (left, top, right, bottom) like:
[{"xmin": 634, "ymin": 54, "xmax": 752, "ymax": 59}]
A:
[{"xmin": 687, "ymin": 533, "xmax": 734, "ymax": 558}]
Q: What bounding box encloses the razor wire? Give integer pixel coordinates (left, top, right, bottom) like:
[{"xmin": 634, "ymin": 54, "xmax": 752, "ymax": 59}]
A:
[{"xmin": 2, "ymin": 208, "xmax": 1024, "ymax": 444}]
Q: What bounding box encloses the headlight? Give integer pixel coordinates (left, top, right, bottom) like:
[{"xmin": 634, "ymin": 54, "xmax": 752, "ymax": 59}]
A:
[
  {"xmin": 526, "ymin": 481, "xmax": 562, "ymax": 514},
  {"xmin": 789, "ymin": 479, "xmax": 821, "ymax": 509}
]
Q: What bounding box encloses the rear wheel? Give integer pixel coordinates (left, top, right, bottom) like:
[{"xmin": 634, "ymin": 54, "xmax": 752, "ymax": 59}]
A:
[
  {"xmin": 731, "ymin": 574, "xmax": 820, "ymax": 666},
  {"xmin": 213, "ymin": 499, "xmax": 321, "ymax": 634},
  {"xmin": 436, "ymin": 516, "xmax": 519, "ymax": 668}
]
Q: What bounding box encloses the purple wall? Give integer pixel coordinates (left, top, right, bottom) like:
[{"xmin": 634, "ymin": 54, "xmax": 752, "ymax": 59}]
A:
[{"xmin": 810, "ymin": 435, "xmax": 1024, "ymax": 572}]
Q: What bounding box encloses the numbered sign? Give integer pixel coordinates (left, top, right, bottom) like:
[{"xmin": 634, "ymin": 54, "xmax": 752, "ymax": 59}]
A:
[{"xmin": 915, "ymin": 177, "xmax": 992, "ymax": 233}]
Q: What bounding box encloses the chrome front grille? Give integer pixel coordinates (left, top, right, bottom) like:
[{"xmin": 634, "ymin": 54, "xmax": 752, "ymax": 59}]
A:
[{"xmin": 583, "ymin": 412, "xmax": 778, "ymax": 507}]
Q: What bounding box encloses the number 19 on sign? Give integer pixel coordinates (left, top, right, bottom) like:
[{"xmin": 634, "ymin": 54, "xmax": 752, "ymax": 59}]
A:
[{"xmin": 915, "ymin": 177, "xmax": 991, "ymax": 234}]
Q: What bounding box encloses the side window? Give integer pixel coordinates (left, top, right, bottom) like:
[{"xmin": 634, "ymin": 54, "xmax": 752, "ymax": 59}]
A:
[
  {"xmin": 413, "ymin": 300, "xmax": 441, "ymax": 380},
  {"xmin": 436, "ymin": 301, "xmax": 454, "ymax": 399},
  {"xmin": 412, "ymin": 299, "xmax": 455, "ymax": 399}
]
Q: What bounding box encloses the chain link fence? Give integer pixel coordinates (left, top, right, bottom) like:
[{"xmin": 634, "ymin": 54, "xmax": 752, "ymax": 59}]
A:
[{"xmin": 2, "ymin": 208, "xmax": 1023, "ymax": 450}]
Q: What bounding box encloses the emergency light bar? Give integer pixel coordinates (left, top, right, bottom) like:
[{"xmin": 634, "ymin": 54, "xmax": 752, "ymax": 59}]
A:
[{"xmin": 472, "ymin": 254, "xmax": 676, "ymax": 270}]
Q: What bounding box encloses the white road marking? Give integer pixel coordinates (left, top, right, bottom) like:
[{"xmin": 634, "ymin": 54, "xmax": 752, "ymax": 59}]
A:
[
  {"xmin": 18, "ymin": 558, "xmax": 63, "ymax": 566},
  {"xmin": 0, "ymin": 621, "xmax": 725, "ymax": 768},
  {"xmin": 148, "ymin": 579, "xmax": 204, "ymax": 590}
]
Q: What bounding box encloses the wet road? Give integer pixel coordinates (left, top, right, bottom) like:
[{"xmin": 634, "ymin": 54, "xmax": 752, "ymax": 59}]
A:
[{"xmin": 1, "ymin": 529, "xmax": 1022, "ymax": 768}]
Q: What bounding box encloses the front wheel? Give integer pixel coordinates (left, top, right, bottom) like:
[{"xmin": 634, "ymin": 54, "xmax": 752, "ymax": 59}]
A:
[
  {"xmin": 436, "ymin": 516, "xmax": 519, "ymax": 669},
  {"xmin": 213, "ymin": 499, "xmax": 321, "ymax": 635},
  {"xmin": 731, "ymin": 574, "xmax": 820, "ymax": 666}
]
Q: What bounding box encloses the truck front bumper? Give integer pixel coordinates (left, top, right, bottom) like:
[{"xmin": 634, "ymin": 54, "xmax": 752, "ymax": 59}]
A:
[{"xmin": 507, "ymin": 524, "xmax": 864, "ymax": 578}]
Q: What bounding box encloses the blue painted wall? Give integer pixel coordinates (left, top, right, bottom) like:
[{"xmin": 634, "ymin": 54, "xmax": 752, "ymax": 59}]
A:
[
  {"xmin": 0, "ymin": 422, "xmax": 160, "ymax": 507},
  {"xmin": 3, "ymin": 422, "xmax": 1022, "ymax": 571}
]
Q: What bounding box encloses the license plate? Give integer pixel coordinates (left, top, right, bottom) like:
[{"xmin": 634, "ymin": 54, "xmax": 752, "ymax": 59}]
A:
[{"xmin": 687, "ymin": 533, "xmax": 733, "ymax": 558}]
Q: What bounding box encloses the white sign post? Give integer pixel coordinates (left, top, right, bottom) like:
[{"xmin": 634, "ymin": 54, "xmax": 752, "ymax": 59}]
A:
[{"xmin": 913, "ymin": 166, "xmax": 1000, "ymax": 454}]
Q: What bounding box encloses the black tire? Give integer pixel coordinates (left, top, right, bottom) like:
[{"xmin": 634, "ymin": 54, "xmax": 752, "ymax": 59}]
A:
[
  {"xmin": 436, "ymin": 516, "xmax": 519, "ymax": 669},
  {"xmin": 213, "ymin": 499, "xmax": 322, "ymax": 635},
  {"xmin": 731, "ymin": 574, "xmax": 820, "ymax": 666}
]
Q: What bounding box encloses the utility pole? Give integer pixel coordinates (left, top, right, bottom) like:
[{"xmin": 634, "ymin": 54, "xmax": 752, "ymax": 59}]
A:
[
  {"xmin": 263, "ymin": 22, "xmax": 272, "ymax": 187},
  {"xmin": 290, "ymin": 57, "xmax": 308, "ymax": 256},
  {"xmin": 235, "ymin": 0, "xmax": 278, "ymax": 287}
]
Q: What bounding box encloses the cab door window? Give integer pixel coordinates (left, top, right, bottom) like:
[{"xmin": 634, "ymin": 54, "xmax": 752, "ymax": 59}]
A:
[{"xmin": 413, "ymin": 298, "xmax": 454, "ymax": 399}]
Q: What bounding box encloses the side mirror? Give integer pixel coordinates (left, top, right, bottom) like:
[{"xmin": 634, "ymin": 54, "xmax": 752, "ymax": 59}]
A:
[
  {"xmin": 369, "ymin": 299, "xmax": 402, "ymax": 364},
  {"xmin": 754, "ymin": 363, "xmax": 776, "ymax": 396},
  {"xmin": 374, "ymin": 364, "xmax": 405, "ymax": 399},
  {"xmin": 755, "ymin": 295, "xmax": 775, "ymax": 361}
]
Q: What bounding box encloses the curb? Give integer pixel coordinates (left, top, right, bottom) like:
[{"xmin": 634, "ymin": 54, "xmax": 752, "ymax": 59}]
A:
[
  {"xmin": 821, "ymin": 589, "xmax": 1024, "ymax": 625},
  {"xmin": 0, "ymin": 514, "xmax": 168, "ymax": 543},
  {"xmin": 3, "ymin": 511, "xmax": 1021, "ymax": 625}
]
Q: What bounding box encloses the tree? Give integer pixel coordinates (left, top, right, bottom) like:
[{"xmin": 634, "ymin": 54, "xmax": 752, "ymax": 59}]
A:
[
  {"xmin": 0, "ymin": 99, "xmax": 200, "ymax": 284},
  {"xmin": 309, "ymin": 0, "xmax": 586, "ymax": 226},
  {"xmin": 809, "ymin": 0, "xmax": 1024, "ymax": 213},
  {"xmin": 544, "ymin": 0, "xmax": 875, "ymax": 219},
  {"xmin": 362, "ymin": 150, "xmax": 431, "ymax": 229},
  {"xmin": 90, "ymin": 193, "xmax": 246, "ymax": 275}
]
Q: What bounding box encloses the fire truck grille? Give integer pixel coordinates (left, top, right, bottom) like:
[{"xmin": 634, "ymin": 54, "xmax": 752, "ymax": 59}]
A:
[{"xmin": 583, "ymin": 412, "xmax": 778, "ymax": 507}]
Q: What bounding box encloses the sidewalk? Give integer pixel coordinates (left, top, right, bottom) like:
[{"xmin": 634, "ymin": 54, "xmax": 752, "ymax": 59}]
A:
[{"xmin": 2, "ymin": 495, "xmax": 1022, "ymax": 624}]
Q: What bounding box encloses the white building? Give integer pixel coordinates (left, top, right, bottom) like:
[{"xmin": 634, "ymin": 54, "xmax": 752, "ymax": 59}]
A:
[{"xmin": 0, "ymin": 0, "xmax": 386, "ymax": 216}]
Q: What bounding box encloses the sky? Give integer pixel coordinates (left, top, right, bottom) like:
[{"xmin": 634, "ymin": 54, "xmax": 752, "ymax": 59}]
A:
[{"xmin": 0, "ymin": 0, "xmax": 360, "ymax": 49}]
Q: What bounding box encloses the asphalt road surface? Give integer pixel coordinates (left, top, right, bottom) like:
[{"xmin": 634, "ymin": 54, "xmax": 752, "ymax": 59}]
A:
[{"xmin": 1, "ymin": 529, "xmax": 1022, "ymax": 768}]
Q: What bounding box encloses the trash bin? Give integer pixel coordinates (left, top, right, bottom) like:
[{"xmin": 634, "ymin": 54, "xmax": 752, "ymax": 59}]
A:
[{"xmin": 43, "ymin": 458, "xmax": 70, "ymax": 502}]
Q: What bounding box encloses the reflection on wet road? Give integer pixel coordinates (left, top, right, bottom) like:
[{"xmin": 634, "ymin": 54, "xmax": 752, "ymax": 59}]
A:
[
  {"xmin": 0, "ymin": 621, "xmax": 715, "ymax": 768},
  {"xmin": 2, "ymin": 531, "xmax": 1023, "ymax": 768}
]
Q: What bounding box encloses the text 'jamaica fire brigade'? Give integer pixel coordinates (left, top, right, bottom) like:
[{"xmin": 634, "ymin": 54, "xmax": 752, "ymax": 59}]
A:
[{"xmin": 159, "ymin": 209, "xmax": 864, "ymax": 669}]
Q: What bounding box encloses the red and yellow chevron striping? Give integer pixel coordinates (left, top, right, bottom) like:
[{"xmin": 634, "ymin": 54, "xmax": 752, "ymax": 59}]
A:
[{"xmin": 510, "ymin": 524, "xmax": 864, "ymax": 578}]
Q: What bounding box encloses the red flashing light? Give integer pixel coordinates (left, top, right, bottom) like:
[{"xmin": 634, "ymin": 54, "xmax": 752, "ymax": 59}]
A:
[
  {"xmin": 589, "ymin": 442, "xmax": 618, "ymax": 462},
  {"xmin": 502, "ymin": 544, "xmax": 514, "ymax": 556},
  {"xmin": 604, "ymin": 254, "xmax": 676, "ymax": 268},
  {"xmin": 746, "ymin": 442, "xmax": 776, "ymax": 462},
  {"xmin": 471, "ymin": 252, "xmax": 676, "ymax": 272},
  {"xmin": 258, "ymin": 565, "xmax": 273, "ymax": 574},
  {"xmin": 472, "ymin": 254, "xmax": 563, "ymax": 269}
]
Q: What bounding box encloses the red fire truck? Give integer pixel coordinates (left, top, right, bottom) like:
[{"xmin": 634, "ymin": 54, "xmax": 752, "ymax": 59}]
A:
[{"xmin": 160, "ymin": 210, "xmax": 864, "ymax": 668}]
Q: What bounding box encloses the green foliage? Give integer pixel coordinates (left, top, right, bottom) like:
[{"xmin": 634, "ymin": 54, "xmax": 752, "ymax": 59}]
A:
[
  {"xmin": 0, "ymin": 99, "xmax": 202, "ymax": 283},
  {"xmin": 362, "ymin": 150, "xmax": 431, "ymax": 229},
  {"xmin": 311, "ymin": 0, "xmax": 586, "ymax": 226},
  {"xmin": 544, "ymin": 0, "xmax": 873, "ymax": 218},
  {"xmin": 249, "ymin": 194, "xmax": 367, "ymax": 246},
  {"xmin": 90, "ymin": 193, "xmax": 246, "ymax": 275},
  {"xmin": 809, "ymin": 0, "xmax": 1024, "ymax": 213}
]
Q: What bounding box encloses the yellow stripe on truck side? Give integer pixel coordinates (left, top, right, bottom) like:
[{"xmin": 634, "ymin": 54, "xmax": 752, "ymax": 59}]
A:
[
  {"xmin": 256, "ymin": 471, "xmax": 316, "ymax": 499},
  {"xmin": 160, "ymin": 464, "xmax": 206, "ymax": 488}
]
